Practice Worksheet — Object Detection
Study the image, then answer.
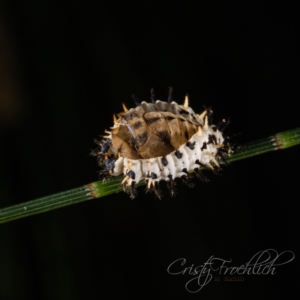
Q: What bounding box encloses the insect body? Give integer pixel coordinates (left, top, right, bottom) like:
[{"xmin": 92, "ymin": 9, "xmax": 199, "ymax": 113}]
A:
[{"xmin": 93, "ymin": 88, "xmax": 231, "ymax": 198}]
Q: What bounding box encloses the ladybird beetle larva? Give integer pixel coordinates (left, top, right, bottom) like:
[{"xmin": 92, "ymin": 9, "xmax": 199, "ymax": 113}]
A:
[{"xmin": 92, "ymin": 88, "xmax": 231, "ymax": 199}]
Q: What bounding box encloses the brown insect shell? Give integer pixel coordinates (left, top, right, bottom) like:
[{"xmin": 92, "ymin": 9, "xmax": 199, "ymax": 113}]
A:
[{"xmin": 111, "ymin": 101, "xmax": 204, "ymax": 160}]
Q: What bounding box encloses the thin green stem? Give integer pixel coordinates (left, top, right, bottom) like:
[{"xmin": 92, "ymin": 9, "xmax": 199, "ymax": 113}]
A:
[
  {"xmin": 0, "ymin": 127, "xmax": 299, "ymax": 224},
  {"xmin": 228, "ymin": 127, "xmax": 300, "ymax": 162}
]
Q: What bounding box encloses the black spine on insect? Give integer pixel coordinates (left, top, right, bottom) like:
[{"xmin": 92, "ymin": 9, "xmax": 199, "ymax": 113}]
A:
[
  {"xmin": 154, "ymin": 181, "xmax": 163, "ymax": 199},
  {"xmin": 150, "ymin": 88, "xmax": 156, "ymax": 103},
  {"xmin": 203, "ymin": 106, "xmax": 214, "ymax": 124},
  {"xmin": 123, "ymin": 170, "xmax": 137, "ymax": 199},
  {"xmin": 194, "ymin": 168, "xmax": 209, "ymax": 182},
  {"xmin": 216, "ymin": 151, "xmax": 230, "ymax": 166},
  {"xmin": 91, "ymin": 137, "xmax": 115, "ymax": 180},
  {"xmin": 145, "ymin": 181, "xmax": 162, "ymax": 199},
  {"xmin": 105, "ymin": 159, "xmax": 115, "ymax": 171},
  {"xmin": 99, "ymin": 161, "xmax": 114, "ymax": 179},
  {"xmin": 144, "ymin": 172, "xmax": 162, "ymax": 198},
  {"xmin": 195, "ymin": 159, "xmax": 201, "ymax": 166},
  {"xmin": 167, "ymin": 86, "xmax": 173, "ymax": 103},
  {"xmin": 99, "ymin": 167, "xmax": 112, "ymax": 180},
  {"xmin": 101, "ymin": 138, "xmax": 111, "ymax": 154},
  {"xmin": 180, "ymin": 170, "xmax": 195, "ymax": 188},
  {"xmin": 208, "ymin": 134, "xmax": 217, "ymax": 145},
  {"xmin": 132, "ymin": 94, "xmax": 140, "ymax": 106},
  {"xmin": 91, "ymin": 139, "xmax": 106, "ymax": 166},
  {"xmin": 166, "ymin": 174, "xmax": 177, "ymax": 197},
  {"xmin": 124, "ymin": 181, "xmax": 137, "ymax": 199},
  {"xmin": 216, "ymin": 118, "xmax": 230, "ymax": 132}
]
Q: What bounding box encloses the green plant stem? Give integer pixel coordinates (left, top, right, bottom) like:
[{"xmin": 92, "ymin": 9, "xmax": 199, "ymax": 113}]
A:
[
  {"xmin": 0, "ymin": 127, "xmax": 299, "ymax": 224},
  {"xmin": 228, "ymin": 127, "xmax": 300, "ymax": 162}
]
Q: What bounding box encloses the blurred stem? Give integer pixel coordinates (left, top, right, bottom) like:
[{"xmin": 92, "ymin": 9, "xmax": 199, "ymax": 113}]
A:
[{"xmin": 0, "ymin": 127, "xmax": 299, "ymax": 224}]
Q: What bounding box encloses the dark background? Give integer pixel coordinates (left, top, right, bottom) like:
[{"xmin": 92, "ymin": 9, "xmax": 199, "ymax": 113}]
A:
[{"xmin": 0, "ymin": 1, "xmax": 299, "ymax": 299}]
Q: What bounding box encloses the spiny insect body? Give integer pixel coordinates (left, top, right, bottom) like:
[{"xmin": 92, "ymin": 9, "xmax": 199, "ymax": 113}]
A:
[{"xmin": 93, "ymin": 88, "xmax": 231, "ymax": 199}]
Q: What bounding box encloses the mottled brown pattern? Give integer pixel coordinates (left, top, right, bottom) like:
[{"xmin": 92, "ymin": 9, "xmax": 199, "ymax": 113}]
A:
[
  {"xmin": 111, "ymin": 125, "xmax": 141, "ymax": 159},
  {"xmin": 110, "ymin": 107, "xmax": 200, "ymax": 159}
]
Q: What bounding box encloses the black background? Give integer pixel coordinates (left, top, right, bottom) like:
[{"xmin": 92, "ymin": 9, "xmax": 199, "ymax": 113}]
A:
[{"xmin": 0, "ymin": 1, "xmax": 299, "ymax": 299}]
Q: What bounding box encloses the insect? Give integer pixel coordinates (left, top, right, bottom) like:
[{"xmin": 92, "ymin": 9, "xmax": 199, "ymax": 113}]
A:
[{"xmin": 92, "ymin": 88, "xmax": 231, "ymax": 199}]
